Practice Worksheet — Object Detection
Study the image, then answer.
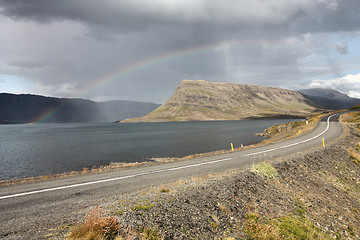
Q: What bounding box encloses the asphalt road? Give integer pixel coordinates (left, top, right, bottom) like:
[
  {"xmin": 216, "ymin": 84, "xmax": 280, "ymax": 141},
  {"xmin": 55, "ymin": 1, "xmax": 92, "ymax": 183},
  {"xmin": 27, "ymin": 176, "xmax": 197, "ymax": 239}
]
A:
[{"xmin": 0, "ymin": 113, "xmax": 344, "ymax": 239}]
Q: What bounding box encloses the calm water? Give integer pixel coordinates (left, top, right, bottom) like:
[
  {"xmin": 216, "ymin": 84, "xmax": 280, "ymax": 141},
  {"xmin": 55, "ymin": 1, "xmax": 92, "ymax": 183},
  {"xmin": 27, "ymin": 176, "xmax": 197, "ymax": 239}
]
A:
[{"xmin": 0, "ymin": 120, "xmax": 297, "ymax": 180}]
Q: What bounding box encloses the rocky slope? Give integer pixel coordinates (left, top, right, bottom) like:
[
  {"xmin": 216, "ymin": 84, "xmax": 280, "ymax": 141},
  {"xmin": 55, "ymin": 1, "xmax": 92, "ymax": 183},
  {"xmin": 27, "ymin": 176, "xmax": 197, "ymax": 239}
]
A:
[{"xmin": 122, "ymin": 80, "xmax": 321, "ymax": 122}]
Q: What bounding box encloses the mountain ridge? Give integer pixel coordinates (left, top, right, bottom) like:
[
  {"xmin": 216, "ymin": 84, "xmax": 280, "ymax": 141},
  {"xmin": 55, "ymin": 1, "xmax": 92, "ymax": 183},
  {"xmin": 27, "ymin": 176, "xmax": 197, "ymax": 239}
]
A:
[
  {"xmin": 0, "ymin": 93, "xmax": 160, "ymax": 123},
  {"xmin": 122, "ymin": 80, "xmax": 322, "ymax": 122},
  {"xmin": 299, "ymin": 88, "xmax": 360, "ymax": 110}
]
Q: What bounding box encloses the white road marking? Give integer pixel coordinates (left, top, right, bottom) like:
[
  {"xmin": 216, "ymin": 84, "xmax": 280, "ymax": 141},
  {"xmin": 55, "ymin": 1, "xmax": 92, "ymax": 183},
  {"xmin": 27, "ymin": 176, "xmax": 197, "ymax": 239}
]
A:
[{"xmin": 0, "ymin": 114, "xmax": 338, "ymax": 200}]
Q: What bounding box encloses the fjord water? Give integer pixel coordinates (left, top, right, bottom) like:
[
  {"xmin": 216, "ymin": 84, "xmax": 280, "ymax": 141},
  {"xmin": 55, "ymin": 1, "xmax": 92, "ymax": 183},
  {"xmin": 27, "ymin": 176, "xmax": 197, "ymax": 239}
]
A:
[{"xmin": 0, "ymin": 119, "xmax": 297, "ymax": 180}]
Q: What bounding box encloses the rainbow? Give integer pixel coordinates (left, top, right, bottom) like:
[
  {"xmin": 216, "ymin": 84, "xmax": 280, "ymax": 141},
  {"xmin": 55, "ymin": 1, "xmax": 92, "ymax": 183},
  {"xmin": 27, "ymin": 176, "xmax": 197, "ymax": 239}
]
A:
[
  {"xmin": 35, "ymin": 39, "xmax": 284, "ymax": 123},
  {"xmin": 78, "ymin": 41, "xmax": 230, "ymax": 96},
  {"xmin": 33, "ymin": 106, "xmax": 63, "ymax": 123}
]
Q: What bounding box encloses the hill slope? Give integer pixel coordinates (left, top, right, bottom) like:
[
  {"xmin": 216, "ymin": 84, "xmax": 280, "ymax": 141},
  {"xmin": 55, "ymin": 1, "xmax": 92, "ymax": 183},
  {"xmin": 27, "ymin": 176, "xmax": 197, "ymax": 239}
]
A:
[
  {"xmin": 299, "ymin": 88, "xmax": 360, "ymax": 110},
  {"xmin": 122, "ymin": 80, "xmax": 321, "ymax": 122},
  {"xmin": 0, "ymin": 93, "xmax": 160, "ymax": 123}
]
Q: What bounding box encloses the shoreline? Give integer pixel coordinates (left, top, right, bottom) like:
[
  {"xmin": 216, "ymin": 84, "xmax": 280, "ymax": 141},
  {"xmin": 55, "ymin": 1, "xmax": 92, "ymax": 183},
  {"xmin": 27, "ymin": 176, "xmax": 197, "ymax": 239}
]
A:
[
  {"xmin": 119, "ymin": 112, "xmax": 313, "ymax": 123},
  {"xmin": 0, "ymin": 114, "xmax": 324, "ymax": 187}
]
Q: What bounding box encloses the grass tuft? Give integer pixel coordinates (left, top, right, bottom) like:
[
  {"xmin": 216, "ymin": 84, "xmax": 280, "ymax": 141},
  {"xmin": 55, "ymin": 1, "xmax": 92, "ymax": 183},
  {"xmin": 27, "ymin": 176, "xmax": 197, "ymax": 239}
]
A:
[
  {"xmin": 67, "ymin": 206, "xmax": 118, "ymax": 240},
  {"xmin": 245, "ymin": 212, "xmax": 331, "ymax": 240},
  {"xmin": 131, "ymin": 203, "xmax": 154, "ymax": 212},
  {"xmin": 245, "ymin": 213, "xmax": 280, "ymax": 239},
  {"xmin": 217, "ymin": 203, "xmax": 231, "ymax": 214},
  {"xmin": 348, "ymin": 140, "xmax": 360, "ymax": 165},
  {"xmin": 251, "ymin": 162, "xmax": 278, "ymax": 179},
  {"xmin": 140, "ymin": 227, "xmax": 163, "ymax": 240},
  {"xmin": 349, "ymin": 150, "xmax": 360, "ymax": 165},
  {"xmin": 159, "ymin": 188, "xmax": 170, "ymax": 193}
]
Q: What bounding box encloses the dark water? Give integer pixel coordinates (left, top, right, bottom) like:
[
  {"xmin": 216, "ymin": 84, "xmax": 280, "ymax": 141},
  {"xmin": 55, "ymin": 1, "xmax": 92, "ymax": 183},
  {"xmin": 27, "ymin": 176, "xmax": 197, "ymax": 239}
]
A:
[{"xmin": 0, "ymin": 119, "xmax": 298, "ymax": 180}]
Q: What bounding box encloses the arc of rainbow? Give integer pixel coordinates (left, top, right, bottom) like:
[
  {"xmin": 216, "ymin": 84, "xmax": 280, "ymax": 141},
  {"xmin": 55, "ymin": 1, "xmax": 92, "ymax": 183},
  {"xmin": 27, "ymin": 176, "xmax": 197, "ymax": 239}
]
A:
[
  {"xmin": 33, "ymin": 100, "xmax": 70, "ymax": 123},
  {"xmin": 35, "ymin": 39, "xmax": 282, "ymax": 123},
  {"xmin": 34, "ymin": 108, "xmax": 59, "ymax": 123},
  {"xmin": 77, "ymin": 41, "xmax": 234, "ymax": 97}
]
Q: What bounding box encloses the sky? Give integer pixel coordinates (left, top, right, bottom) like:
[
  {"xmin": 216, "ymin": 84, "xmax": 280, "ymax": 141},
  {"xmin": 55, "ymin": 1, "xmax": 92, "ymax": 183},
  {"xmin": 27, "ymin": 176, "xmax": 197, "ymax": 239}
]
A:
[{"xmin": 0, "ymin": 0, "xmax": 360, "ymax": 103}]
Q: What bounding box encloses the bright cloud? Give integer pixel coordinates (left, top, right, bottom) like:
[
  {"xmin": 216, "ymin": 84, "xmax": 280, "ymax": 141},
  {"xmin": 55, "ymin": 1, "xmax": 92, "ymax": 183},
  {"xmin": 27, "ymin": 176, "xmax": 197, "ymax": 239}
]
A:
[{"xmin": 309, "ymin": 73, "xmax": 360, "ymax": 98}]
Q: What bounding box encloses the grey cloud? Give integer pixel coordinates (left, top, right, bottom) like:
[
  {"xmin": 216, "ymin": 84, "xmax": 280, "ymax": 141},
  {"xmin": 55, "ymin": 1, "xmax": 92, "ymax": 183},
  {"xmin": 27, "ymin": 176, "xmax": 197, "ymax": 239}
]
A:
[
  {"xmin": 1, "ymin": 0, "xmax": 360, "ymax": 102},
  {"xmin": 290, "ymin": 0, "xmax": 360, "ymax": 34},
  {"xmin": 335, "ymin": 42, "xmax": 349, "ymax": 54},
  {"xmin": 2, "ymin": 0, "xmax": 360, "ymax": 34},
  {"xmin": 1, "ymin": 0, "xmax": 359, "ymax": 52},
  {"xmin": 8, "ymin": 59, "xmax": 46, "ymax": 69}
]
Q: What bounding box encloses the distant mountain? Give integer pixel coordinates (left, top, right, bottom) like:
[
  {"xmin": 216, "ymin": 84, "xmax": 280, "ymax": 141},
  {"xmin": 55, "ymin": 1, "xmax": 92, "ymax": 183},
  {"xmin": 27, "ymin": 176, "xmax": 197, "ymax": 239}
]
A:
[
  {"xmin": 0, "ymin": 93, "xmax": 160, "ymax": 123},
  {"xmin": 299, "ymin": 88, "xmax": 360, "ymax": 110},
  {"xmin": 121, "ymin": 80, "xmax": 322, "ymax": 122}
]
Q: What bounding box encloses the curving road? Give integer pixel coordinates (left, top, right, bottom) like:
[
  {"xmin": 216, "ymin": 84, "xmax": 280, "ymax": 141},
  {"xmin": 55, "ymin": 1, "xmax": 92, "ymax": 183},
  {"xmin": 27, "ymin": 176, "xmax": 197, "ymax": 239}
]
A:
[{"xmin": 0, "ymin": 113, "xmax": 344, "ymax": 239}]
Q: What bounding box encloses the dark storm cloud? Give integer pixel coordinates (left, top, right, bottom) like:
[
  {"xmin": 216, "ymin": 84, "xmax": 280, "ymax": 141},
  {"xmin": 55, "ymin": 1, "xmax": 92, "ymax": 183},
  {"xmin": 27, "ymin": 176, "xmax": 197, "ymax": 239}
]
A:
[
  {"xmin": 2, "ymin": 0, "xmax": 360, "ymax": 35},
  {"xmin": 0, "ymin": 0, "xmax": 360, "ymax": 102}
]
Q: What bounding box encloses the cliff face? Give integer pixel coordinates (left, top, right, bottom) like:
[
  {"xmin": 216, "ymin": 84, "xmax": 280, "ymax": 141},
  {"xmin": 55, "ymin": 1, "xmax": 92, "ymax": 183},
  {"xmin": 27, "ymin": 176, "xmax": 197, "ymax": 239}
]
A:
[{"xmin": 122, "ymin": 80, "xmax": 321, "ymax": 122}]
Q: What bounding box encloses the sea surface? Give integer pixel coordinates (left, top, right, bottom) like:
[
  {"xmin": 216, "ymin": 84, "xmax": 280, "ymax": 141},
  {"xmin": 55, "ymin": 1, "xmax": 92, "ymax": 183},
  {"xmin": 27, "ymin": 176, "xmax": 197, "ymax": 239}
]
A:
[{"xmin": 0, "ymin": 119, "xmax": 299, "ymax": 180}]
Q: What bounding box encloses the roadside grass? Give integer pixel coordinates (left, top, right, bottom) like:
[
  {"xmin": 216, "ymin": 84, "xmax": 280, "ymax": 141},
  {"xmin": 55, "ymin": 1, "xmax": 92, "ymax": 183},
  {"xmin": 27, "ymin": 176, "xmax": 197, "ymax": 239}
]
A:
[
  {"xmin": 139, "ymin": 227, "xmax": 163, "ymax": 240},
  {"xmin": 244, "ymin": 202, "xmax": 331, "ymax": 240},
  {"xmin": 131, "ymin": 203, "xmax": 154, "ymax": 212},
  {"xmin": 67, "ymin": 206, "xmax": 118, "ymax": 240},
  {"xmin": 159, "ymin": 187, "xmax": 170, "ymax": 193},
  {"xmin": 342, "ymin": 111, "xmax": 360, "ymax": 165},
  {"xmin": 67, "ymin": 206, "xmax": 163, "ymax": 240},
  {"xmin": 348, "ymin": 148, "xmax": 360, "ymax": 165},
  {"xmin": 341, "ymin": 111, "xmax": 360, "ymax": 131},
  {"xmin": 245, "ymin": 213, "xmax": 331, "ymax": 240},
  {"xmin": 251, "ymin": 162, "xmax": 278, "ymax": 179},
  {"xmin": 260, "ymin": 113, "xmax": 326, "ymax": 144}
]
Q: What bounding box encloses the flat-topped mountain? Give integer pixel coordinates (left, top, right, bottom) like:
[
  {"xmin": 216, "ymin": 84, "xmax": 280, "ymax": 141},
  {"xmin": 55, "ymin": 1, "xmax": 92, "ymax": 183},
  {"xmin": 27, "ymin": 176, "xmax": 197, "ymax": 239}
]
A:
[{"xmin": 122, "ymin": 80, "xmax": 322, "ymax": 122}]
